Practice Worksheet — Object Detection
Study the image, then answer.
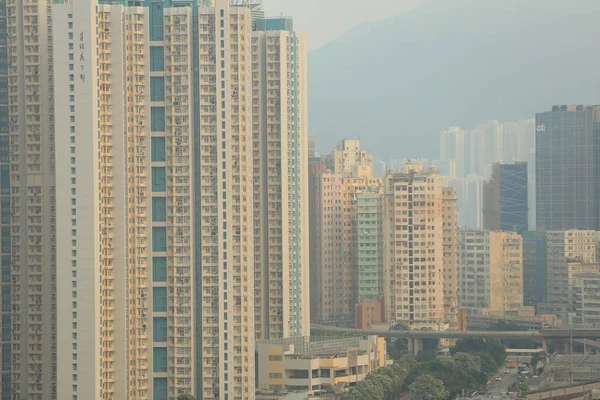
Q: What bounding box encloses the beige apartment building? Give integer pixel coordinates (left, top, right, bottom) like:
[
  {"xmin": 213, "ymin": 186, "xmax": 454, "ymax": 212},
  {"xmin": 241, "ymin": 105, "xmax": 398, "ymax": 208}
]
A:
[
  {"xmin": 545, "ymin": 230, "xmax": 598, "ymax": 318},
  {"xmin": 574, "ymin": 274, "xmax": 600, "ymax": 326},
  {"xmin": 325, "ymin": 139, "xmax": 374, "ymax": 178},
  {"xmin": 383, "ymin": 163, "xmax": 445, "ymax": 326},
  {"xmin": 252, "ymin": 17, "xmax": 310, "ymax": 341},
  {"xmin": 311, "ymin": 140, "xmax": 382, "ymax": 322},
  {"xmin": 442, "ymin": 187, "xmax": 460, "ymax": 329},
  {"xmin": 313, "ymin": 173, "xmax": 382, "ymax": 322},
  {"xmin": 458, "ymin": 230, "xmax": 533, "ymax": 318}
]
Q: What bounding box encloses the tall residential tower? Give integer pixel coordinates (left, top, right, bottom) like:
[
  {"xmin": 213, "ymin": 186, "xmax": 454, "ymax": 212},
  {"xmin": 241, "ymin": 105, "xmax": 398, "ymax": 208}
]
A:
[
  {"xmin": 383, "ymin": 163, "xmax": 445, "ymax": 326},
  {"xmin": 252, "ymin": 17, "xmax": 309, "ymax": 340}
]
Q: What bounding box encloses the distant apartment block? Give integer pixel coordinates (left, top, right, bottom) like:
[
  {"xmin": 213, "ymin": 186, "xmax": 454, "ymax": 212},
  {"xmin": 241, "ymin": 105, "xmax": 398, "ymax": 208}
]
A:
[
  {"xmin": 536, "ymin": 105, "xmax": 600, "ymax": 230},
  {"xmin": 324, "ymin": 139, "xmax": 374, "ymax": 178},
  {"xmin": 457, "ymin": 230, "xmax": 533, "ymax": 318},
  {"xmin": 544, "ymin": 230, "xmax": 598, "ymax": 318},
  {"xmin": 522, "ymin": 231, "xmax": 548, "ymax": 308},
  {"xmin": 442, "ymin": 187, "xmax": 459, "ymax": 329},
  {"xmin": 439, "ymin": 119, "xmax": 535, "ymax": 179},
  {"xmin": 313, "ymin": 173, "xmax": 382, "ymax": 322},
  {"xmin": 383, "ymin": 163, "xmax": 445, "ymax": 326},
  {"xmin": 311, "ymin": 140, "xmax": 380, "ymax": 323},
  {"xmin": 444, "ymin": 174, "xmax": 484, "ymax": 229},
  {"xmin": 575, "ymin": 274, "xmax": 600, "ymax": 326},
  {"xmin": 356, "ymin": 191, "xmax": 384, "ymax": 303},
  {"xmin": 483, "ymin": 162, "xmax": 528, "ymax": 234}
]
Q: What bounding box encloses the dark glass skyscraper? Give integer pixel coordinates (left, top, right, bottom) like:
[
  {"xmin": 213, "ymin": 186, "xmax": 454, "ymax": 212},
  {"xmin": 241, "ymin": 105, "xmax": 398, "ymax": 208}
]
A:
[
  {"xmin": 522, "ymin": 231, "xmax": 547, "ymax": 308},
  {"xmin": 483, "ymin": 162, "xmax": 528, "ymax": 234},
  {"xmin": 536, "ymin": 105, "xmax": 600, "ymax": 230}
]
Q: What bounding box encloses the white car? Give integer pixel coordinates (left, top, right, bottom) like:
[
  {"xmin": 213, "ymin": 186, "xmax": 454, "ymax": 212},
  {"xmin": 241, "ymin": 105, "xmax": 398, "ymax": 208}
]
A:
[
  {"xmin": 495, "ymin": 377, "xmax": 502, "ymax": 381},
  {"xmin": 504, "ymin": 370, "xmax": 510, "ymax": 374}
]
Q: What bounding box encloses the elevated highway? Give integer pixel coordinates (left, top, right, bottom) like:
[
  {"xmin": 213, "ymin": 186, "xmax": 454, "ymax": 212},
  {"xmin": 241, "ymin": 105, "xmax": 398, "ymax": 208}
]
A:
[
  {"xmin": 311, "ymin": 324, "xmax": 600, "ymax": 340},
  {"xmin": 311, "ymin": 324, "xmax": 600, "ymax": 354}
]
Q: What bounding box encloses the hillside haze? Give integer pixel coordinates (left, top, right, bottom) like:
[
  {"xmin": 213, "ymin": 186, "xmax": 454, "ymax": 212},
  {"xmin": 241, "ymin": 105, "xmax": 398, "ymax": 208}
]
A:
[{"xmin": 308, "ymin": 0, "xmax": 600, "ymax": 160}]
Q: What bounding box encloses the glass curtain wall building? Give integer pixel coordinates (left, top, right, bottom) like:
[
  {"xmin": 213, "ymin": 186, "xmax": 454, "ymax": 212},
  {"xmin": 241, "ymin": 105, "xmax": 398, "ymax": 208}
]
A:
[{"xmin": 536, "ymin": 105, "xmax": 600, "ymax": 231}]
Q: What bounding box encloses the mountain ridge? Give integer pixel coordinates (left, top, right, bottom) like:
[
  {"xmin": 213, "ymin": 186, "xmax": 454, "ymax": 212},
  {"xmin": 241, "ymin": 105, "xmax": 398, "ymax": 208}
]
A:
[{"xmin": 308, "ymin": 0, "xmax": 600, "ymax": 159}]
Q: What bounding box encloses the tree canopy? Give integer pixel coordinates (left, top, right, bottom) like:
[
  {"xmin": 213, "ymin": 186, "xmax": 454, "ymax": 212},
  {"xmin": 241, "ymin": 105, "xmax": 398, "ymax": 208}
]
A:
[
  {"xmin": 407, "ymin": 375, "xmax": 448, "ymax": 400},
  {"xmin": 345, "ymin": 336, "xmax": 507, "ymax": 400}
]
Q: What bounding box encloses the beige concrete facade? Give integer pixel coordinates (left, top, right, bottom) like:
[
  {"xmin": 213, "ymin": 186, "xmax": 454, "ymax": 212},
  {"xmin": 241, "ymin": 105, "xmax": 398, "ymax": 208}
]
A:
[
  {"xmin": 458, "ymin": 230, "xmax": 533, "ymax": 318},
  {"xmin": 256, "ymin": 336, "xmax": 387, "ymax": 394},
  {"xmin": 383, "ymin": 163, "xmax": 445, "ymax": 326},
  {"xmin": 442, "ymin": 187, "xmax": 459, "ymax": 329},
  {"xmin": 7, "ymin": 0, "xmax": 56, "ymax": 396},
  {"xmin": 326, "ymin": 139, "xmax": 374, "ymax": 179},
  {"xmin": 546, "ymin": 230, "xmax": 598, "ymax": 315},
  {"xmin": 313, "ymin": 172, "xmax": 382, "ymax": 322},
  {"xmin": 252, "ymin": 23, "xmax": 310, "ymax": 340},
  {"xmin": 311, "ymin": 140, "xmax": 379, "ymax": 323}
]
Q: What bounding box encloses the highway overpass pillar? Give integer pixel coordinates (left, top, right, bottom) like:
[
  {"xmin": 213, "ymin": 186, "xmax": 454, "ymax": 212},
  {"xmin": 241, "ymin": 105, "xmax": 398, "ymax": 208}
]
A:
[{"xmin": 407, "ymin": 338, "xmax": 423, "ymax": 356}]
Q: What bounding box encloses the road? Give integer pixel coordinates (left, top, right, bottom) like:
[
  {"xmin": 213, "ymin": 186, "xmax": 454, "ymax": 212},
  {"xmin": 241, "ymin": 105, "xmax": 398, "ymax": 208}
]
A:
[{"xmin": 486, "ymin": 368, "xmax": 520, "ymax": 393}]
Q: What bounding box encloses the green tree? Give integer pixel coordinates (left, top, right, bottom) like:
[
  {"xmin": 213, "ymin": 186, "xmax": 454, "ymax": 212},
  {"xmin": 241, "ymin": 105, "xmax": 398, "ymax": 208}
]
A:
[
  {"xmin": 451, "ymin": 337, "xmax": 506, "ymax": 367},
  {"xmin": 530, "ymin": 351, "xmax": 545, "ymax": 374},
  {"xmin": 407, "ymin": 375, "xmax": 448, "ymax": 400},
  {"xmin": 387, "ymin": 322, "xmax": 409, "ymax": 360},
  {"xmin": 508, "ymin": 382, "xmax": 529, "ymax": 398}
]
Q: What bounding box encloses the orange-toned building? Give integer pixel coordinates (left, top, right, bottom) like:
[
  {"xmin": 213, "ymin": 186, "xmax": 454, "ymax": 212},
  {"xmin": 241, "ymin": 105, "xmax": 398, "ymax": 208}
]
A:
[
  {"xmin": 355, "ymin": 300, "xmax": 385, "ymax": 330},
  {"xmin": 313, "ymin": 173, "xmax": 383, "ymax": 322}
]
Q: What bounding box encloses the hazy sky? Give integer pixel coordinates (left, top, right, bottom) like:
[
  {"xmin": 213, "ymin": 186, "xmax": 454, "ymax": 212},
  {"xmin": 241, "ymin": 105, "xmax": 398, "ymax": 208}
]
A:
[{"xmin": 261, "ymin": 0, "xmax": 425, "ymax": 50}]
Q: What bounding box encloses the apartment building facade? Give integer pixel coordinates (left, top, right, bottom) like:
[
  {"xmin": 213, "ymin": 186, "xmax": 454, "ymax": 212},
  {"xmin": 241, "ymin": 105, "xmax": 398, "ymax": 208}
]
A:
[
  {"xmin": 442, "ymin": 187, "xmax": 459, "ymax": 329},
  {"xmin": 356, "ymin": 190, "xmax": 383, "ymax": 303},
  {"xmin": 7, "ymin": 0, "xmax": 56, "ymax": 397},
  {"xmin": 383, "ymin": 164, "xmax": 445, "ymax": 326},
  {"xmin": 457, "ymin": 230, "xmax": 533, "ymax": 318},
  {"xmin": 545, "ymin": 230, "xmax": 598, "ymax": 318},
  {"xmin": 251, "ymin": 17, "xmax": 309, "ymax": 340},
  {"xmin": 3, "ymin": 0, "xmax": 315, "ymax": 398}
]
